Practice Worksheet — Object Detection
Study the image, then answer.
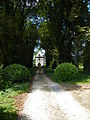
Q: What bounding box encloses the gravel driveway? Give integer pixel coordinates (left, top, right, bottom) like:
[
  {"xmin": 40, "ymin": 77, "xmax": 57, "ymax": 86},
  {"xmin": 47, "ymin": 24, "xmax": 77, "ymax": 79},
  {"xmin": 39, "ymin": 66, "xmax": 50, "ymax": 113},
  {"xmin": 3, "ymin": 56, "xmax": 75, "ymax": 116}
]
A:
[{"xmin": 20, "ymin": 69, "xmax": 90, "ymax": 120}]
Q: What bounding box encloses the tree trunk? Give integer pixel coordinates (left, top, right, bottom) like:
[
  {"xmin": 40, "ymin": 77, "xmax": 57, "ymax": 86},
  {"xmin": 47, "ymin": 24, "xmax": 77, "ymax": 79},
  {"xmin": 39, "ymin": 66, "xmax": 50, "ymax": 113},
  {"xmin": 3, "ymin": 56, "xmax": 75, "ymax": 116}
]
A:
[
  {"xmin": 46, "ymin": 49, "xmax": 51, "ymax": 67},
  {"xmin": 84, "ymin": 41, "xmax": 90, "ymax": 72}
]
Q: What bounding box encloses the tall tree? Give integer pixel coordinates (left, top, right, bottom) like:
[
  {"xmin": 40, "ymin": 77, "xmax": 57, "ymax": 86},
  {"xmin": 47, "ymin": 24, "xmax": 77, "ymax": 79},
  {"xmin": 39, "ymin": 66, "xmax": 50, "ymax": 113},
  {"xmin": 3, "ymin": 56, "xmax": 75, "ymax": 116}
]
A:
[
  {"xmin": 39, "ymin": 21, "xmax": 53, "ymax": 67},
  {"xmin": 0, "ymin": 0, "xmax": 39, "ymax": 67},
  {"xmin": 84, "ymin": 28, "xmax": 90, "ymax": 72},
  {"xmin": 38, "ymin": 0, "xmax": 88, "ymax": 67}
]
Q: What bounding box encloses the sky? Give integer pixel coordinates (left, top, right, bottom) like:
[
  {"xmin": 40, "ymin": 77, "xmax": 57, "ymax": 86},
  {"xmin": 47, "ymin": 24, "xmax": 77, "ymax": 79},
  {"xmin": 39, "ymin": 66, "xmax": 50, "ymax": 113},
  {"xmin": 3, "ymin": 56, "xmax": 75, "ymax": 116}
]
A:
[{"xmin": 88, "ymin": 3, "xmax": 90, "ymax": 12}]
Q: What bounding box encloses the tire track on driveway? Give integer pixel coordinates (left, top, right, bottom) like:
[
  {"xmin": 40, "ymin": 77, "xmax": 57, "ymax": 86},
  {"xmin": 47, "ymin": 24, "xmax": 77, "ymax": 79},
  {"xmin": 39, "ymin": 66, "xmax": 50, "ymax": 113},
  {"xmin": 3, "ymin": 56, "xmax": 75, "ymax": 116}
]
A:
[{"xmin": 20, "ymin": 69, "xmax": 90, "ymax": 120}]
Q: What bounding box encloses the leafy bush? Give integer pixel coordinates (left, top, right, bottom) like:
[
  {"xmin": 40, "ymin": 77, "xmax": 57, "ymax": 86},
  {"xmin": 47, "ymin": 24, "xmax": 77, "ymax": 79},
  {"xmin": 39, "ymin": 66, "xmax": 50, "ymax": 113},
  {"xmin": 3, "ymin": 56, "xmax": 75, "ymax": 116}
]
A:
[
  {"xmin": 54, "ymin": 63, "xmax": 79, "ymax": 82},
  {"xmin": 0, "ymin": 64, "xmax": 8, "ymax": 90},
  {"xmin": 51, "ymin": 60, "xmax": 57, "ymax": 69},
  {"xmin": 3, "ymin": 64, "xmax": 30, "ymax": 83},
  {"xmin": 0, "ymin": 65, "xmax": 3, "ymax": 79},
  {"xmin": 0, "ymin": 65, "xmax": 3, "ymax": 89},
  {"xmin": 0, "ymin": 106, "xmax": 17, "ymax": 120},
  {"xmin": 0, "ymin": 81, "xmax": 31, "ymax": 120},
  {"xmin": 84, "ymin": 62, "xmax": 90, "ymax": 72}
]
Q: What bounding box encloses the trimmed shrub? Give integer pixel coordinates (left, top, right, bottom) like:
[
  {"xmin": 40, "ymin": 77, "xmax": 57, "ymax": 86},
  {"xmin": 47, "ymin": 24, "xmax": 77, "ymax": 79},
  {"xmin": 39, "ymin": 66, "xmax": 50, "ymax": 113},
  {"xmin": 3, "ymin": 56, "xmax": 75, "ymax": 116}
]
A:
[
  {"xmin": 54, "ymin": 63, "xmax": 79, "ymax": 82},
  {"xmin": 3, "ymin": 64, "xmax": 30, "ymax": 83}
]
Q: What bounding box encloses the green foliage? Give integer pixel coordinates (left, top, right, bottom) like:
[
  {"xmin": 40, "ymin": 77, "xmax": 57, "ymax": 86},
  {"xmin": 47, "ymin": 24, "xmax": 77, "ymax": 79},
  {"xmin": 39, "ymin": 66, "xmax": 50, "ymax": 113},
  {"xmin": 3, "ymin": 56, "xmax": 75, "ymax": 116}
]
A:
[
  {"xmin": 38, "ymin": 0, "xmax": 88, "ymax": 66},
  {"xmin": 0, "ymin": 64, "xmax": 3, "ymax": 79},
  {"xmin": 0, "ymin": 64, "xmax": 9, "ymax": 90},
  {"xmin": 3, "ymin": 64, "xmax": 30, "ymax": 83},
  {"xmin": 84, "ymin": 41, "xmax": 90, "ymax": 72},
  {"xmin": 51, "ymin": 61, "xmax": 57, "ymax": 69},
  {"xmin": 0, "ymin": 107, "xmax": 17, "ymax": 120},
  {"xmin": 0, "ymin": 0, "xmax": 89, "ymax": 71},
  {"xmin": 50, "ymin": 48, "xmax": 59, "ymax": 69},
  {"xmin": 23, "ymin": 21, "xmax": 39, "ymax": 67},
  {"xmin": 0, "ymin": 67, "xmax": 36, "ymax": 120},
  {"xmin": 45, "ymin": 67, "xmax": 90, "ymax": 84},
  {"xmin": 54, "ymin": 63, "xmax": 79, "ymax": 82},
  {"xmin": 0, "ymin": 81, "xmax": 30, "ymax": 120},
  {"xmin": 77, "ymin": 72, "xmax": 90, "ymax": 84},
  {"xmin": 39, "ymin": 21, "xmax": 53, "ymax": 67},
  {"xmin": 84, "ymin": 62, "xmax": 90, "ymax": 72},
  {"xmin": 44, "ymin": 68, "xmax": 54, "ymax": 80},
  {"xmin": 0, "ymin": 1, "xmax": 39, "ymax": 67},
  {"xmin": 0, "ymin": 65, "xmax": 3, "ymax": 89}
]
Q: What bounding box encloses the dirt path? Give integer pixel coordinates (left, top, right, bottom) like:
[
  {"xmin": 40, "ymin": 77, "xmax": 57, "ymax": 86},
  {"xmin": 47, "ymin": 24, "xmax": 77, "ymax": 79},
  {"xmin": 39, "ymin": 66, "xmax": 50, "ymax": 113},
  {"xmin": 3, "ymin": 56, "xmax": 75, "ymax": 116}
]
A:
[{"xmin": 20, "ymin": 69, "xmax": 90, "ymax": 120}]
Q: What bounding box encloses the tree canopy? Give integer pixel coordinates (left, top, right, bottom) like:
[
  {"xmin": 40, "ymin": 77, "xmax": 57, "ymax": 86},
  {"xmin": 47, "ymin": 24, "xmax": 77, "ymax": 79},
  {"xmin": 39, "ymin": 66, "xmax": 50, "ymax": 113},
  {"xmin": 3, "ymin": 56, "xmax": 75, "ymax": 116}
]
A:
[{"xmin": 0, "ymin": 0, "xmax": 90, "ymax": 71}]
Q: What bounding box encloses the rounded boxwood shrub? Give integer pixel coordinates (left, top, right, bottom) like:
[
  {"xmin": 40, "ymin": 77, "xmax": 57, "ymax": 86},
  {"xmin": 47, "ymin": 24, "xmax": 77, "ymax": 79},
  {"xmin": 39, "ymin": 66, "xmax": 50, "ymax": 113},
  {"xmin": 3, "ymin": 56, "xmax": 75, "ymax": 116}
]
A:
[
  {"xmin": 54, "ymin": 63, "xmax": 79, "ymax": 82},
  {"xmin": 3, "ymin": 64, "xmax": 30, "ymax": 83}
]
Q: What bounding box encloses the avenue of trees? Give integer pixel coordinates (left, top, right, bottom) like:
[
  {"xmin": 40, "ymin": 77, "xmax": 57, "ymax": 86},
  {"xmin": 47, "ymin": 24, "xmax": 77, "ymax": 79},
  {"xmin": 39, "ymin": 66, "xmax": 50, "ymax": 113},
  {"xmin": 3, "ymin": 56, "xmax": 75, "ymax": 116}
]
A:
[
  {"xmin": 0, "ymin": 0, "xmax": 39, "ymax": 67},
  {"xmin": 0, "ymin": 0, "xmax": 90, "ymax": 71},
  {"xmin": 38, "ymin": 0, "xmax": 90, "ymax": 71}
]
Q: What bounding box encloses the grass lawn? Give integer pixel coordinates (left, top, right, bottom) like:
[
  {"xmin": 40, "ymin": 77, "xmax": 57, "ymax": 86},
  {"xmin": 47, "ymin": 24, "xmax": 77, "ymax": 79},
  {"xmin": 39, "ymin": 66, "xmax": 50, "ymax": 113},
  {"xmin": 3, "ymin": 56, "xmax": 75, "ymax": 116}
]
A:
[
  {"xmin": 0, "ymin": 68, "xmax": 36, "ymax": 120},
  {"xmin": 44, "ymin": 68, "xmax": 90, "ymax": 84}
]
